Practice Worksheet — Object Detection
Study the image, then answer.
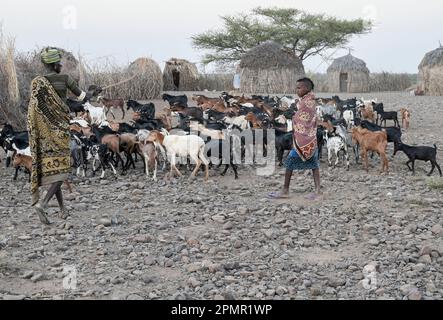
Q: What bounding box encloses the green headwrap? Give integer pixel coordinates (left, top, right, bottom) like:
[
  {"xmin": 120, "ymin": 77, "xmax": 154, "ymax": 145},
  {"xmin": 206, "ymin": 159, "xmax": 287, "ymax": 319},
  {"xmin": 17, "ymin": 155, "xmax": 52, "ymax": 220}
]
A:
[{"xmin": 41, "ymin": 48, "xmax": 62, "ymax": 65}]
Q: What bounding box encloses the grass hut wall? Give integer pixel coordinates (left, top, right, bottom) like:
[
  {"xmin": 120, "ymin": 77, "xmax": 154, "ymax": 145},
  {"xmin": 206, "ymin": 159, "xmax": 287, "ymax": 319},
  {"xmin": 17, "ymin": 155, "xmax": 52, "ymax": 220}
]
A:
[
  {"xmin": 327, "ymin": 54, "xmax": 370, "ymax": 93},
  {"xmin": 238, "ymin": 41, "xmax": 305, "ymax": 94},
  {"xmin": 163, "ymin": 58, "xmax": 199, "ymax": 91},
  {"xmin": 418, "ymin": 46, "xmax": 443, "ymax": 96},
  {"xmin": 126, "ymin": 57, "xmax": 163, "ymax": 99}
]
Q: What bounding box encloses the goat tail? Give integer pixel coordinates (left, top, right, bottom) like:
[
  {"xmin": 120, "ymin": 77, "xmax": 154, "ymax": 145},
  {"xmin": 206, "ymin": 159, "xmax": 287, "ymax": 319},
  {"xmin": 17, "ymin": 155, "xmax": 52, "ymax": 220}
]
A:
[{"xmin": 434, "ymin": 144, "xmax": 438, "ymax": 152}]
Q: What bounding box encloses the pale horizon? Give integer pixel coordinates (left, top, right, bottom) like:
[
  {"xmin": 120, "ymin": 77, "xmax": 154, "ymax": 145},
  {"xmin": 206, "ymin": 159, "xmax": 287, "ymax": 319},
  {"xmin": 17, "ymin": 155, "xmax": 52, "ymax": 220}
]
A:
[{"xmin": 1, "ymin": 0, "xmax": 442, "ymax": 74}]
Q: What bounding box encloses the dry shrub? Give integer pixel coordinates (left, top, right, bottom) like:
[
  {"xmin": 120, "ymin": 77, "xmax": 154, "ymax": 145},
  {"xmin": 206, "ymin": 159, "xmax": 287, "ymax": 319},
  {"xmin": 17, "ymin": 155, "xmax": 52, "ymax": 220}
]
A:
[
  {"xmin": 87, "ymin": 57, "xmax": 162, "ymax": 100},
  {"xmin": 0, "ymin": 27, "xmax": 26, "ymax": 128},
  {"xmin": 198, "ymin": 73, "xmax": 234, "ymax": 92},
  {"xmin": 370, "ymin": 72, "xmax": 417, "ymax": 92},
  {"xmin": 426, "ymin": 177, "xmax": 443, "ymax": 190},
  {"xmin": 0, "ymin": 25, "xmax": 88, "ymax": 129}
]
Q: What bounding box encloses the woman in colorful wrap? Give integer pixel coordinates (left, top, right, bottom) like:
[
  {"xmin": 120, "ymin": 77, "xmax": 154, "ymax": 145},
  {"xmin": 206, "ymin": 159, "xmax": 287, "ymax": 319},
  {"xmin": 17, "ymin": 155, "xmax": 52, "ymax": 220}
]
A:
[
  {"xmin": 268, "ymin": 78, "xmax": 322, "ymax": 200},
  {"xmin": 28, "ymin": 47, "xmax": 91, "ymax": 225}
]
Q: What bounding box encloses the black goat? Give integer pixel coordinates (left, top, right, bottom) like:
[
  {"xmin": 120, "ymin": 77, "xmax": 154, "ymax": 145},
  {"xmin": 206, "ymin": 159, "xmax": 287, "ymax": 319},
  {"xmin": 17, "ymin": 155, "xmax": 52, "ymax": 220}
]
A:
[
  {"xmin": 394, "ymin": 143, "xmax": 442, "ymax": 176},
  {"xmin": 205, "ymin": 137, "xmax": 240, "ymax": 179},
  {"xmin": 378, "ymin": 110, "xmax": 399, "ymax": 128},
  {"xmin": 276, "ymin": 132, "xmax": 293, "ymax": 166},
  {"xmin": 127, "ymin": 100, "xmax": 156, "ymax": 119},
  {"xmin": 66, "ymin": 99, "xmax": 86, "ymax": 117},
  {"xmin": 358, "ymin": 120, "xmax": 402, "ymax": 144},
  {"xmin": 162, "ymin": 94, "xmax": 188, "ymax": 107}
]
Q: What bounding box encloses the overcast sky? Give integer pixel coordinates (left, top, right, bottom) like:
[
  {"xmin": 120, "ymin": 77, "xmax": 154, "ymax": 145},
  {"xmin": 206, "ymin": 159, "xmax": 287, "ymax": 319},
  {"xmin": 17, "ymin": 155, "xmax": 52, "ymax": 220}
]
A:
[{"xmin": 1, "ymin": 0, "xmax": 442, "ymax": 73}]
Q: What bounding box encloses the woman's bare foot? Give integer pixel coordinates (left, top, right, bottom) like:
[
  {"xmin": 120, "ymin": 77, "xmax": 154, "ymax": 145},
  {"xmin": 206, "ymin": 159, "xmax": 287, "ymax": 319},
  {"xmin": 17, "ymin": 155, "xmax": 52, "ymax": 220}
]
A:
[
  {"xmin": 58, "ymin": 208, "xmax": 70, "ymax": 220},
  {"xmin": 267, "ymin": 191, "xmax": 290, "ymax": 199},
  {"xmin": 34, "ymin": 205, "xmax": 51, "ymax": 225},
  {"xmin": 305, "ymin": 192, "xmax": 323, "ymax": 201}
]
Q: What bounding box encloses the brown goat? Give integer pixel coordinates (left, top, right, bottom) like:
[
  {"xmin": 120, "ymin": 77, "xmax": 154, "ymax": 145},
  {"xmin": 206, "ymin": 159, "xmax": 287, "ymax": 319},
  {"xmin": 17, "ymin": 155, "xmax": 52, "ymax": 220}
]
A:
[
  {"xmin": 192, "ymin": 95, "xmax": 220, "ymax": 106},
  {"xmin": 360, "ymin": 104, "xmax": 377, "ymax": 123},
  {"xmin": 136, "ymin": 141, "xmax": 158, "ymax": 180},
  {"xmin": 13, "ymin": 154, "xmax": 73, "ymax": 192},
  {"xmin": 245, "ymin": 112, "xmax": 262, "ymax": 129},
  {"xmin": 98, "ymin": 96, "xmax": 125, "ymax": 120},
  {"xmin": 400, "ymin": 108, "xmax": 411, "ymax": 129},
  {"xmin": 351, "ymin": 127, "xmax": 389, "ymax": 174}
]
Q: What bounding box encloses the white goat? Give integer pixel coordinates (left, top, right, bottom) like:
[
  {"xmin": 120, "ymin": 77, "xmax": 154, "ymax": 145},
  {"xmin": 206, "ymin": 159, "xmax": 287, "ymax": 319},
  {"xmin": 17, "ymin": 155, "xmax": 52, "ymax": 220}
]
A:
[
  {"xmin": 84, "ymin": 102, "xmax": 107, "ymax": 126},
  {"xmin": 343, "ymin": 110, "xmax": 355, "ymax": 128},
  {"xmin": 279, "ymin": 97, "xmax": 295, "ymax": 110},
  {"xmin": 147, "ymin": 131, "xmax": 209, "ymax": 180},
  {"xmin": 138, "ymin": 141, "xmax": 158, "ymax": 181},
  {"xmin": 224, "ymin": 115, "xmax": 250, "ymax": 131}
]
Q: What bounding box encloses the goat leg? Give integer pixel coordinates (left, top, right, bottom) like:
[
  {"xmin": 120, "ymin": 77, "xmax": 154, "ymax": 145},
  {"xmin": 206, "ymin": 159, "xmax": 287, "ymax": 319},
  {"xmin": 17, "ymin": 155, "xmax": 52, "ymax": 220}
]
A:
[
  {"xmin": 190, "ymin": 159, "xmax": 202, "ymax": 178},
  {"xmin": 406, "ymin": 160, "xmax": 412, "ymax": 171},
  {"xmin": 221, "ymin": 164, "xmax": 229, "ymax": 176},
  {"xmin": 153, "ymin": 159, "xmax": 158, "ymax": 182},
  {"xmin": 428, "ymin": 161, "xmax": 436, "ymax": 176},
  {"xmin": 13, "ymin": 167, "xmax": 19, "ymax": 181},
  {"xmin": 434, "ymin": 161, "xmax": 443, "ymax": 177},
  {"xmin": 231, "ymin": 163, "xmax": 239, "ymax": 180}
]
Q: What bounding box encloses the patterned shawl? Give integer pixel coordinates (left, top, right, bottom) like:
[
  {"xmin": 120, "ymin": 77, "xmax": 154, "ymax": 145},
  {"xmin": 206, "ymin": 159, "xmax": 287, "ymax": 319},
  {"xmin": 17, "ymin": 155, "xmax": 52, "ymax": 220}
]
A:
[
  {"xmin": 27, "ymin": 76, "xmax": 71, "ymax": 206},
  {"xmin": 292, "ymin": 91, "xmax": 318, "ymax": 161}
]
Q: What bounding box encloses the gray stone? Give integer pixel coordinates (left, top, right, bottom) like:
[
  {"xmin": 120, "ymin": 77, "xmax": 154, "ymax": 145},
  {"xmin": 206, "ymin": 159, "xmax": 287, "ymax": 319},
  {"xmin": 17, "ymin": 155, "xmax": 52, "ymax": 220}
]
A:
[
  {"xmin": 98, "ymin": 218, "xmax": 112, "ymax": 227},
  {"xmin": 2, "ymin": 294, "xmax": 26, "ymax": 300},
  {"xmin": 418, "ymin": 255, "xmax": 432, "ymax": 264},
  {"xmin": 431, "ymin": 224, "xmax": 443, "ymax": 236},
  {"xmin": 31, "ymin": 273, "xmax": 44, "ymax": 283}
]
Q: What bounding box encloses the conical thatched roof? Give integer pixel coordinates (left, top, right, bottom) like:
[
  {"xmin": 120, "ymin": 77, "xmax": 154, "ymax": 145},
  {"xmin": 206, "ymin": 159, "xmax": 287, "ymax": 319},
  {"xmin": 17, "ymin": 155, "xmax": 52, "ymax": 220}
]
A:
[
  {"xmin": 327, "ymin": 53, "xmax": 370, "ymax": 73},
  {"xmin": 419, "ymin": 46, "xmax": 443, "ymax": 68},
  {"xmin": 126, "ymin": 57, "xmax": 162, "ymax": 99},
  {"xmin": 239, "ymin": 41, "xmax": 303, "ymax": 70}
]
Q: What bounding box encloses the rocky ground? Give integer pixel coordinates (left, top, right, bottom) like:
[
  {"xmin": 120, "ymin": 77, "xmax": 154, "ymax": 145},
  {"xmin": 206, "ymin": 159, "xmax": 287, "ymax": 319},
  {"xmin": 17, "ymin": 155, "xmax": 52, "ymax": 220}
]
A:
[{"xmin": 0, "ymin": 92, "xmax": 442, "ymax": 300}]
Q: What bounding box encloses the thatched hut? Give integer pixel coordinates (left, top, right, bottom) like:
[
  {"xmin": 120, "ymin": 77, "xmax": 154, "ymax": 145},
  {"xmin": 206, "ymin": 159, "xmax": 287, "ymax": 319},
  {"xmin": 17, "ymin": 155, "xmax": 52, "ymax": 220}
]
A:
[
  {"xmin": 126, "ymin": 57, "xmax": 163, "ymax": 99},
  {"xmin": 327, "ymin": 53, "xmax": 370, "ymax": 93},
  {"xmin": 163, "ymin": 58, "xmax": 199, "ymax": 91},
  {"xmin": 418, "ymin": 46, "xmax": 443, "ymax": 96},
  {"xmin": 238, "ymin": 41, "xmax": 305, "ymax": 94}
]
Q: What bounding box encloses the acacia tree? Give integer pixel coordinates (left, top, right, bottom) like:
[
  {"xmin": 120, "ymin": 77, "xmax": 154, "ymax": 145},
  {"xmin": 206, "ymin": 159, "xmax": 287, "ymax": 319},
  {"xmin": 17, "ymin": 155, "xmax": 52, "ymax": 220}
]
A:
[{"xmin": 192, "ymin": 7, "xmax": 372, "ymax": 66}]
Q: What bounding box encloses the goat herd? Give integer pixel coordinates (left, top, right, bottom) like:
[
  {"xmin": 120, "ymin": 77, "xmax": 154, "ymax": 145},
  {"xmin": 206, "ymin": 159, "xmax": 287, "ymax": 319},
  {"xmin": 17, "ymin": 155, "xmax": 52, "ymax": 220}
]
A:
[{"xmin": 1, "ymin": 92, "xmax": 442, "ymax": 189}]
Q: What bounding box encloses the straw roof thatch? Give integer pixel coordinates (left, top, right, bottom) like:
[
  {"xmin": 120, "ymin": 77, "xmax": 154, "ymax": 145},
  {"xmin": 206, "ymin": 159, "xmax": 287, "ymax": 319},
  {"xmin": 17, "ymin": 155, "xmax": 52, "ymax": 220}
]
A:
[
  {"xmin": 126, "ymin": 57, "xmax": 163, "ymax": 99},
  {"xmin": 327, "ymin": 53, "xmax": 370, "ymax": 93},
  {"xmin": 419, "ymin": 46, "xmax": 443, "ymax": 68},
  {"xmin": 418, "ymin": 46, "xmax": 443, "ymax": 96},
  {"xmin": 163, "ymin": 58, "xmax": 199, "ymax": 91},
  {"xmin": 327, "ymin": 53, "xmax": 370, "ymax": 73},
  {"xmin": 238, "ymin": 41, "xmax": 305, "ymax": 94}
]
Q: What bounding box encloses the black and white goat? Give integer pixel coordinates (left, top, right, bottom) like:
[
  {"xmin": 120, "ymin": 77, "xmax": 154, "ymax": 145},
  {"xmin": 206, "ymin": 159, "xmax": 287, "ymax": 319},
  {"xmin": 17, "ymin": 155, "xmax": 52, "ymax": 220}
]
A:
[
  {"xmin": 87, "ymin": 144, "xmax": 118, "ymax": 179},
  {"xmin": 323, "ymin": 130, "xmax": 350, "ymax": 170}
]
